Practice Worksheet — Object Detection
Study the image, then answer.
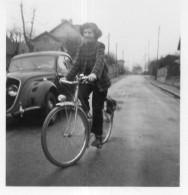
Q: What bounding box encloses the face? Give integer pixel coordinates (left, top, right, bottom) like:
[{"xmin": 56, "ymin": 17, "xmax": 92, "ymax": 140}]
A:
[{"xmin": 83, "ymin": 28, "xmax": 95, "ymax": 43}]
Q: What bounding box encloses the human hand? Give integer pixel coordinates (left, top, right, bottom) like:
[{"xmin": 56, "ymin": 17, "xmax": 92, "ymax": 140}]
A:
[
  {"xmin": 87, "ymin": 73, "xmax": 97, "ymax": 82},
  {"xmin": 59, "ymin": 77, "xmax": 67, "ymax": 83}
]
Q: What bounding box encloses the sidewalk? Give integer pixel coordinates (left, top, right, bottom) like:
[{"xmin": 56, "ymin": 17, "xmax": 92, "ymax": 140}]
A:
[{"xmin": 145, "ymin": 76, "xmax": 180, "ymax": 99}]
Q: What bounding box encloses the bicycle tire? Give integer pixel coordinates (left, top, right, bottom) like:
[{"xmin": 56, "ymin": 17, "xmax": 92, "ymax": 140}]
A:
[
  {"xmin": 41, "ymin": 105, "xmax": 90, "ymax": 168},
  {"xmin": 102, "ymin": 111, "xmax": 114, "ymax": 144}
]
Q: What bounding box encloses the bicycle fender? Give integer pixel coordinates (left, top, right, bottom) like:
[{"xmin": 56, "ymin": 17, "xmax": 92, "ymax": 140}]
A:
[{"xmin": 56, "ymin": 101, "xmax": 74, "ymax": 107}]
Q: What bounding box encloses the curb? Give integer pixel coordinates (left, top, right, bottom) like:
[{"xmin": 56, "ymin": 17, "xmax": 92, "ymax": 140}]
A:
[{"xmin": 145, "ymin": 77, "xmax": 180, "ymax": 99}]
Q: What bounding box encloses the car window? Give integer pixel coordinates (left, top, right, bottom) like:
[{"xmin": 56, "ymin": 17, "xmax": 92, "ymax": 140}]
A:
[
  {"xmin": 9, "ymin": 56, "xmax": 56, "ymax": 72},
  {"xmin": 64, "ymin": 56, "xmax": 72, "ymax": 70},
  {"xmin": 57, "ymin": 56, "xmax": 68, "ymax": 75}
]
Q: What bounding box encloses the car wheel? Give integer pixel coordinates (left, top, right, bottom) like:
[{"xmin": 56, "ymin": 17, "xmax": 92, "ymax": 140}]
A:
[{"xmin": 43, "ymin": 92, "xmax": 57, "ymax": 123}]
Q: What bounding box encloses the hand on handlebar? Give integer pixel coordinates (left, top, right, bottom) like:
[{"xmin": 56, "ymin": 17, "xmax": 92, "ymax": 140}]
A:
[
  {"xmin": 59, "ymin": 77, "xmax": 67, "ymax": 83},
  {"xmin": 84, "ymin": 73, "xmax": 97, "ymax": 82}
]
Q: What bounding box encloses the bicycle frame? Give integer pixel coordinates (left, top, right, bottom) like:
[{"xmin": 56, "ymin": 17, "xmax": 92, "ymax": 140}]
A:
[{"xmin": 57, "ymin": 76, "xmax": 89, "ymax": 136}]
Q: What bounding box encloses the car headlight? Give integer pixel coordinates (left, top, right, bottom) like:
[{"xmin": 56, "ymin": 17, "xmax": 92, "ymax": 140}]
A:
[{"xmin": 7, "ymin": 85, "xmax": 18, "ymax": 97}]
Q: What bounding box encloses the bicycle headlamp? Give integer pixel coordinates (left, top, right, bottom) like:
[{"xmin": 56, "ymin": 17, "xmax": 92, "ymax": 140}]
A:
[
  {"xmin": 58, "ymin": 94, "xmax": 66, "ymax": 102},
  {"xmin": 7, "ymin": 85, "xmax": 18, "ymax": 97}
]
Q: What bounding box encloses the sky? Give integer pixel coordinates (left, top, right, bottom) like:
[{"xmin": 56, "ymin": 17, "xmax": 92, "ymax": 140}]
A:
[{"xmin": 5, "ymin": 0, "xmax": 180, "ymax": 69}]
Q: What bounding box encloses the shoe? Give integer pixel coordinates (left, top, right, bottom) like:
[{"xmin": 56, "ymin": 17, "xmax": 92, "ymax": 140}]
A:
[{"xmin": 91, "ymin": 136, "xmax": 102, "ymax": 148}]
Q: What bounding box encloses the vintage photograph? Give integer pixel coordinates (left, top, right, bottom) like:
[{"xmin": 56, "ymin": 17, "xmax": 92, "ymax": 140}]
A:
[{"xmin": 4, "ymin": 0, "xmax": 183, "ymax": 191}]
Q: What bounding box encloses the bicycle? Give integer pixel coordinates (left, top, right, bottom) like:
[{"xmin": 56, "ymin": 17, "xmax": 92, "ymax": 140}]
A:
[{"xmin": 41, "ymin": 74, "xmax": 115, "ymax": 168}]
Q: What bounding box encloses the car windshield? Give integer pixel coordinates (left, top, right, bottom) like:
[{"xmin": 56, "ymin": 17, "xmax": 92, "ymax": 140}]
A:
[{"xmin": 9, "ymin": 55, "xmax": 56, "ymax": 72}]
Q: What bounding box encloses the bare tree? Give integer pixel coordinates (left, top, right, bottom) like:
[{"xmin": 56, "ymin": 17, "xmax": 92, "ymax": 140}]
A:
[
  {"xmin": 105, "ymin": 52, "xmax": 116, "ymax": 66},
  {"xmin": 7, "ymin": 26, "xmax": 22, "ymax": 55},
  {"xmin": 20, "ymin": 1, "xmax": 36, "ymax": 52},
  {"xmin": 64, "ymin": 37, "xmax": 82, "ymax": 59}
]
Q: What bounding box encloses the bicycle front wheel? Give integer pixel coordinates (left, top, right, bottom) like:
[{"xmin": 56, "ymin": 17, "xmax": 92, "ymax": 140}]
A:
[
  {"xmin": 41, "ymin": 105, "xmax": 90, "ymax": 168},
  {"xmin": 102, "ymin": 111, "xmax": 114, "ymax": 144}
]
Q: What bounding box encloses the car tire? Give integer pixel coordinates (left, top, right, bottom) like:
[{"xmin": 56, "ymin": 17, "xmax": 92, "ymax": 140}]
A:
[{"xmin": 43, "ymin": 92, "xmax": 57, "ymax": 122}]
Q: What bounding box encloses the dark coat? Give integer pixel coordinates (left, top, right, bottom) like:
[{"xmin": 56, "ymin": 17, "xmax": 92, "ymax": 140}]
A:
[{"xmin": 66, "ymin": 41, "xmax": 111, "ymax": 92}]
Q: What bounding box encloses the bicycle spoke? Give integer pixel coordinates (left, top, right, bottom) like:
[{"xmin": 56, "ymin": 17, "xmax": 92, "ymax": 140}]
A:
[{"xmin": 41, "ymin": 105, "xmax": 89, "ymax": 167}]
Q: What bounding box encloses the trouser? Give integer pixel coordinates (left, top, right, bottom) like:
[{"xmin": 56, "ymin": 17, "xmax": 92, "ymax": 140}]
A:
[{"xmin": 79, "ymin": 84, "xmax": 107, "ymax": 136}]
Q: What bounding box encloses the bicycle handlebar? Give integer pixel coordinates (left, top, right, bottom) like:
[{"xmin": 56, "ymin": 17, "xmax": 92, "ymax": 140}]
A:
[
  {"xmin": 59, "ymin": 75, "xmax": 91, "ymax": 85},
  {"xmin": 59, "ymin": 79, "xmax": 78, "ymax": 85}
]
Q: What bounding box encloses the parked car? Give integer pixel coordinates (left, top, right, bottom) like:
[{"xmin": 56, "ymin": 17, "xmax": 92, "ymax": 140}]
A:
[{"xmin": 6, "ymin": 51, "xmax": 73, "ymax": 120}]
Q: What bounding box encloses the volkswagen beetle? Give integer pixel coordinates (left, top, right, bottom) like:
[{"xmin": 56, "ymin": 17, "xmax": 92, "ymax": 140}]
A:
[{"xmin": 6, "ymin": 51, "xmax": 73, "ymax": 120}]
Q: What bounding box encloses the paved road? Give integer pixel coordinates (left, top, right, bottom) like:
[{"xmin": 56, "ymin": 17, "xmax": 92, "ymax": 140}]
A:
[{"xmin": 6, "ymin": 75, "xmax": 179, "ymax": 186}]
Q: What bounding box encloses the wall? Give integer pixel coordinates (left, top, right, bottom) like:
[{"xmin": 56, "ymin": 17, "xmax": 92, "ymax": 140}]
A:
[
  {"xmin": 157, "ymin": 66, "xmax": 180, "ymax": 88},
  {"xmin": 165, "ymin": 76, "xmax": 180, "ymax": 88},
  {"xmin": 157, "ymin": 66, "xmax": 167, "ymax": 83}
]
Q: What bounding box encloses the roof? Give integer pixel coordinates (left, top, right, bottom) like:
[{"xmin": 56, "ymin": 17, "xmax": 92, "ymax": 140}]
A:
[
  {"xmin": 32, "ymin": 31, "xmax": 60, "ymax": 42},
  {"xmin": 12, "ymin": 51, "xmax": 72, "ymax": 60},
  {"xmin": 49, "ymin": 20, "xmax": 80, "ymax": 34}
]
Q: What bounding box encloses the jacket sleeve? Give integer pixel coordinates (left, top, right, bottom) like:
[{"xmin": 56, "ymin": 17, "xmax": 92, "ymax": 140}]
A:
[
  {"xmin": 91, "ymin": 43, "xmax": 105, "ymax": 80},
  {"xmin": 66, "ymin": 45, "xmax": 82, "ymax": 81}
]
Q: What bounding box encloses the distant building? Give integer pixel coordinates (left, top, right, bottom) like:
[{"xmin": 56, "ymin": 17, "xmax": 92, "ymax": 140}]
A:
[
  {"xmin": 50, "ymin": 19, "xmax": 82, "ymax": 42},
  {"xmin": 117, "ymin": 60, "xmax": 125, "ymax": 74},
  {"xmin": 19, "ymin": 19, "xmax": 83, "ymax": 57},
  {"xmin": 32, "ymin": 31, "xmax": 63, "ymax": 52},
  {"xmin": 132, "ymin": 66, "xmax": 143, "ymax": 75}
]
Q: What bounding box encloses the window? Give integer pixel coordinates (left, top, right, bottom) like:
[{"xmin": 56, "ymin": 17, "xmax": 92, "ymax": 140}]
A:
[
  {"xmin": 9, "ymin": 56, "xmax": 56, "ymax": 72},
  {"xmin": 57, "ymin": 56, "xmax": 68, "ymax": 75},
  {"xmin": 64, "ymin": 56, "xmax": 72, "ymax": 70}
]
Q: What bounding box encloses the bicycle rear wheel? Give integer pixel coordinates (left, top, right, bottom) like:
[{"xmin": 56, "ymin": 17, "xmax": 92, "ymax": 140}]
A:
[
  {"xmin": 102, "ymin": 111, "xmax": 114, "ymax": 144},
  {"xmin": 41, "ymin": 105, "xmax": 90, "ymax": 168}
]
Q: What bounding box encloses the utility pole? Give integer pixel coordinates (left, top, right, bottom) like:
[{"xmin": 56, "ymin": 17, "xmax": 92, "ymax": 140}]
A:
[
  {"xmin": 145, "ymin": 46, "xmax": 147, "ymax": 72},
  {"xmin": 107, "ymin": 33, "xmax": 110, "ymax": 64},
  {"xmin": 116, "ymin": 43, "xmax": 118, "ymax": 76},
  {"xmin": 132, "ymin": 54, "xmax": 134, "ymax": 67},
  {"xmin": 157, "ymin": 26, "xmax": 160, "ymax": 60},
  {"xmin": 155, "ymin": 26, "xmax": 160, "ymax": 80},
  {"xmin": 122, "ymin": 50, "xmax": 124, "ymax": 61},
  {"xmin": 116, "ymin": 43, "xmax": 118, "ymax": 62},
  {"xmin": 108, "ymin": 33, "xmax": 110, "ymax": 56},
  {"xmin": 148, "ymin": 40, "xmax": 150, "ymax": 71}
]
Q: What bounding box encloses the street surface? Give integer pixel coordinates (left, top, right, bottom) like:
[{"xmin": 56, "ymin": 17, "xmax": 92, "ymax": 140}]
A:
[{"xmin": 6, "ymin": 75, "xmax": 180, "ymax": 186}]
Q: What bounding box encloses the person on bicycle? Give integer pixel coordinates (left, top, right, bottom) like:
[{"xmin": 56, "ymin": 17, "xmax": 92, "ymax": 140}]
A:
[{"xmin": 65, "ymin": 22, "xmax": 111, "ymax": 148}]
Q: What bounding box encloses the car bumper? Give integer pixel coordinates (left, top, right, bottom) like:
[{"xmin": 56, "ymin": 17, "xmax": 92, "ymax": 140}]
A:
[{"xmin": 6, "ymin": 105, "xmax": 41, "ymax": 117}]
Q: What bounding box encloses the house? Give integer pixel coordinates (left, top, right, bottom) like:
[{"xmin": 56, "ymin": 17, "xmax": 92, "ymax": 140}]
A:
[
  {"xmin": 49, "ymin": 19, "xmax": 82, "ymax": 42},
  {"xmin": 32, "ymin": 31, "xmax": 63, "ymax": 52},
  {"xmin": 19, "ymin": 19, "xmax": 83, "ymax": 58}
]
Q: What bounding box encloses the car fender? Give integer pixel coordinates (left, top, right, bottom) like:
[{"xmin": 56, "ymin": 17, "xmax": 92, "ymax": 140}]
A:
[{"xmin": 29, "ymin": 80, "xmax": 58, "ymax": 107}]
